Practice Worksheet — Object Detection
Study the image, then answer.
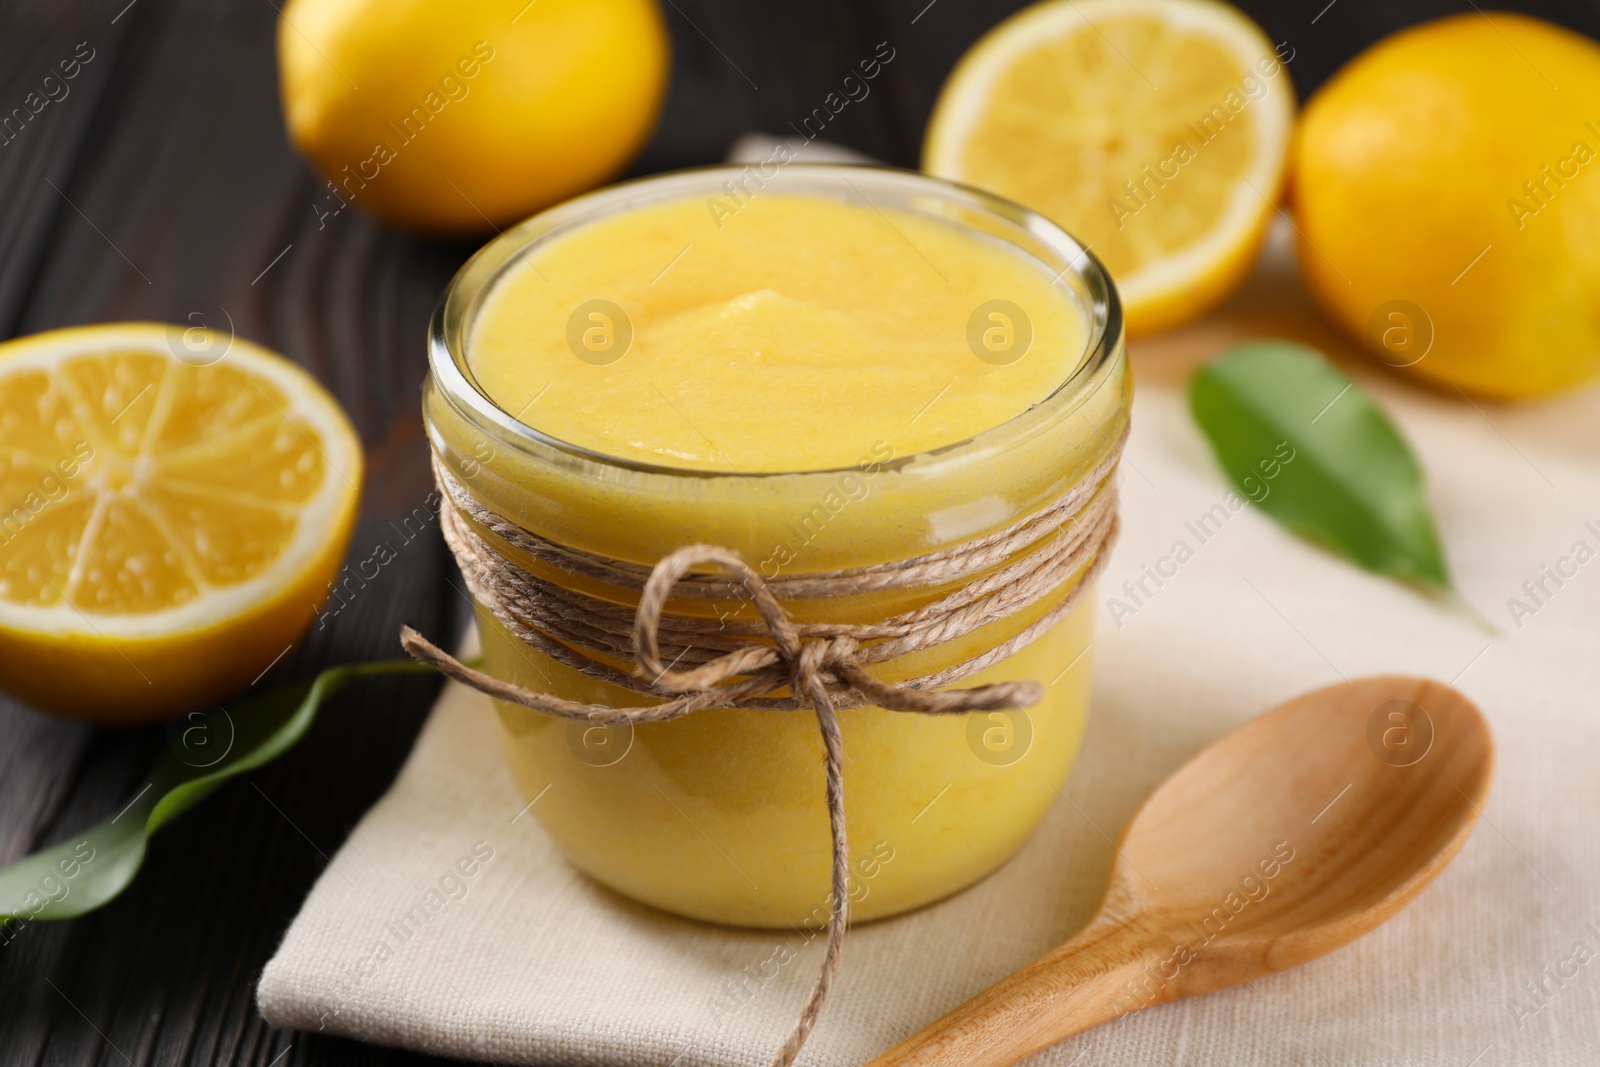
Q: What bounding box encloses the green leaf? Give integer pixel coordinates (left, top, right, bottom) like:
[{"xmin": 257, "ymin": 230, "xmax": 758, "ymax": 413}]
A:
[
  {"xmin": 1189, "ymin": 341, "xmax": 1452, "ymax": 589},
  {"xmin": 0, "ymin": 658, "xmax": 437, "ymax": 926}
]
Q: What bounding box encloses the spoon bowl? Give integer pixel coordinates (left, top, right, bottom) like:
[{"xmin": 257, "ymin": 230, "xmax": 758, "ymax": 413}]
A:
[{"xmin": 867, "ymin": 675, "xmax": 1494, "ymax": 1067}]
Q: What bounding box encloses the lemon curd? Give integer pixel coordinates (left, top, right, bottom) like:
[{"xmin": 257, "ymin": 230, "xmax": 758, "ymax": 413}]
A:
[
  {"xmin": 425, "ymin": 167, "xmax": 1129, "ymax": 927},
  {"xmin": 468, "ymin": 194, "xmax": 1088, "ymax": 470}
]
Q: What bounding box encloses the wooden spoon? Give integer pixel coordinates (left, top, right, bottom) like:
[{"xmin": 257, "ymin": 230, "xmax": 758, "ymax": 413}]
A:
[{"xmin": 867, "ymin": 675, "xmax": 1493, "ymax": 1067}]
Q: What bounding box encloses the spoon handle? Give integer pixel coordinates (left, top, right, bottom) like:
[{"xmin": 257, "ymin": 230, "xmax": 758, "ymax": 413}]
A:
[{"xmin": 863, "ymin": 916, "xmax": 1159, "ymax": 1067}]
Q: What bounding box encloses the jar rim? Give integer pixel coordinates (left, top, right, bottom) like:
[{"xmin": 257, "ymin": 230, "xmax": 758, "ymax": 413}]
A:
[{"xmin": 427, "ymin": 163, "xmax": 1124, "ymax": 481}]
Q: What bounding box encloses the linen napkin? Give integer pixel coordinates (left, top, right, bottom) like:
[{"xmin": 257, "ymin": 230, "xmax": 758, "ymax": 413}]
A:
[{"xmin": 257, "ymin": 218, "xmax": 1600, "ymax": 1066}]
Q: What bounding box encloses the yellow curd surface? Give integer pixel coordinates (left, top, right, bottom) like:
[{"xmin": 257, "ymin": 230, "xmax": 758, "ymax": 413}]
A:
[
  {"xmin": 468, "ymin": 194, "xmax": 1088, "ymax": 471},
  {"xmin": 426, "ymin": 174, "xmax": 1129, "ymax": 927}
]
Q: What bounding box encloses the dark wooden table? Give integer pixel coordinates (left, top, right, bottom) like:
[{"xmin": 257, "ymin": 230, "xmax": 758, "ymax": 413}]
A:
[{"xmin": 1, "ymin": 1, "xmax": 1594, "ymax": 1064}]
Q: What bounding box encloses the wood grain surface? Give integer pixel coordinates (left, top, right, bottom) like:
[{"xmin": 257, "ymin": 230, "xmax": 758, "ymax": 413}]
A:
[{"xmin": 0, "ymin": 1, "xmax": 1590, "ymax": 1064}]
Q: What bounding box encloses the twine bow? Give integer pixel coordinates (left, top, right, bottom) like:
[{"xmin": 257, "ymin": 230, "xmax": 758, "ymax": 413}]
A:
[{"xmin": 402, "ymin": 434, "xmax": 1124, "ymax": 1067}]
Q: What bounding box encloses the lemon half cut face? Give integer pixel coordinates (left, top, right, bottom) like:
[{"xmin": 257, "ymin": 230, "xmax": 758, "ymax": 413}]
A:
[
  {"xmin": 0, "ymin": 323, "xmax": 362, "ymax": 721},
  {"xmin": 924, "ymin": 0, "xmax": 1295, "ymax": 335}
]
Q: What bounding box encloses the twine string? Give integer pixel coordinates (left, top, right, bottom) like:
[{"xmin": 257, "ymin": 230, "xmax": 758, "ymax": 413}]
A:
[{"xmin": 401, "ymin": 432, "xmax": 1125, "ymax": 1067}]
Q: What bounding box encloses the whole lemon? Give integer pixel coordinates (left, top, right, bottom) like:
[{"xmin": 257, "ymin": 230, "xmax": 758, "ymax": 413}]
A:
[
  {"xmin": 1292, "ymin": 13, "xmax": 1600, "ymax": 399},
  {"xmin": 277, "ymin": 0, "xmax": 669, "ymax": 233}
]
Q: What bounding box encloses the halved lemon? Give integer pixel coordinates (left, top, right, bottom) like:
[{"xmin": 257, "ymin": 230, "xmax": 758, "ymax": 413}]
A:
[
  {"xmin": 924, "ymin": 0, "xmax": 1294, "ymax": 335},
  {"xmin": 0, "ymin": 323, "xmax": 361, "ymax": 722}
]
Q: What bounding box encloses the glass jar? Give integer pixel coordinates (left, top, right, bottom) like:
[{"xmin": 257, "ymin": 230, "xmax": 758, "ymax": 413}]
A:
[{"xmin": 423, "ymin": 166, "xmax": 1129, "ymax": 928}]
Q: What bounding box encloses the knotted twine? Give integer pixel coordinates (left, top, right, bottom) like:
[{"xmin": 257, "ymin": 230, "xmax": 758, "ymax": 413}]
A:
[{"xmin": 401, "ymin": 431, "xmax": 1125, "ymax": 1067}]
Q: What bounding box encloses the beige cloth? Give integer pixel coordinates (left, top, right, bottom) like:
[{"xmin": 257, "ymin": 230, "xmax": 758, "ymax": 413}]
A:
[{"xmin": 257, "ymin": 220, "xmax": 1600, "ymax": 1065}]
